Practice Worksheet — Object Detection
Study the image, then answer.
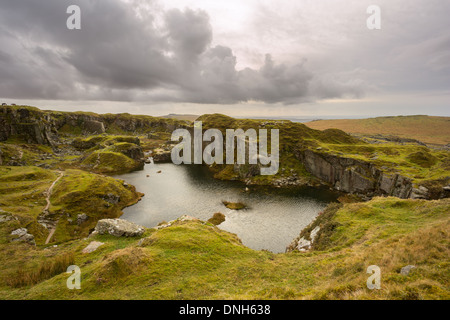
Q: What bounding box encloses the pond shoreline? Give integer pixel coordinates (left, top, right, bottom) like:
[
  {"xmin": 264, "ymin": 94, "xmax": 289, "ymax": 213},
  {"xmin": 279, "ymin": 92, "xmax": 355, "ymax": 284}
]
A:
[{"xmin": 115, "ymin": 162, "xmax": 339, "ymax": 253}]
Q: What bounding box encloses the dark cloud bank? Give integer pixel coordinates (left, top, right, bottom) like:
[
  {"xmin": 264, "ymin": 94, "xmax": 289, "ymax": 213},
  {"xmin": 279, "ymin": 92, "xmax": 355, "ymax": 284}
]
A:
[{"xmin": 0, "ymin": 0, "xmax": 366, "ymax": 104}]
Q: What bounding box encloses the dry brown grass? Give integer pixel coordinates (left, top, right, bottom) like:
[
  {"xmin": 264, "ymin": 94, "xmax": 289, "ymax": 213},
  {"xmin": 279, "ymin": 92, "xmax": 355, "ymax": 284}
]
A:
[
  {"xmin": 5, "ymin": 252, "xmax": 75, "ymax": 288},
  {"xmin": 305, "ymin": 115, "xmax": 450, "ymax": 145}
]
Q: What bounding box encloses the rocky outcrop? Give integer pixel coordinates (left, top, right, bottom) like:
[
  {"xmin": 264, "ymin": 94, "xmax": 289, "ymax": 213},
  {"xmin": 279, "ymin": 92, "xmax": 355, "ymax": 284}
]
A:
[
  {"xmin": 0, "ymin": 211, "xmax": 18, "ymax": 223},
  {"xmin": 10, "ymin": 228, "xmax": 35, "ymax": 245},
  {"xmin": 151, "ymin": 215, "xmax": 198, "ymax": 231},
  {"xmin": 93, "ymin": 219, "xmax": 145, "ymax": 237},
  {"xmin": 117, "ymin": 143, "xmax": 144, "ymax": 161},
  {"xmin": 298, "ymin": 149, "xmax": 416, "ymax": 199},
  {"xmin": 83, "ymin": 120, "xmax": 105, "ymax": 134},
  {"xmin": 152, "ymin": 148, "xmax": 172, "ymax": 163},
  {"xmin": 286, "ymin": 226, "xmax": 320, "ymax": 252},
  {"xmin": 0, "ymin": 105, "xmax": 188, "ymax": 146},
  {"xmin": 360, "ymin": 134, "xmax": 427, "ymax": 146},
  {"xmin": 0, "ymin": 107, "xmax": 59, "ymax": 145}
]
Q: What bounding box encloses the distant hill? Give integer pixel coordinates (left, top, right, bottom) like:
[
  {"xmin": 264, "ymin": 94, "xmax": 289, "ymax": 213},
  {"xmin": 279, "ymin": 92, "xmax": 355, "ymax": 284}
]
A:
[
  {"xmin": 305, "ymin": 115, "xmax": 450, "ymax": 145},
  {"xmin": 161, "ymin": 113, "xmax": 199, "ymax": 122}
]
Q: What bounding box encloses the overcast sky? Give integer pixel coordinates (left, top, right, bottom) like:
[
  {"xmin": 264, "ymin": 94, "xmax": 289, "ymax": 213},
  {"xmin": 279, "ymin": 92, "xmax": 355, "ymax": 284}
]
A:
[{"xmin": 0, "ymin": 0, "xmax": 449, "ymax": 117}]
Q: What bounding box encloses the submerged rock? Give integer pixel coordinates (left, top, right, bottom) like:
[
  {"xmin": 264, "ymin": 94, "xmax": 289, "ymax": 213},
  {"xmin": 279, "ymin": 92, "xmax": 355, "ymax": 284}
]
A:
[{"xmin": 94, "ymin": 219, "xmax": 145, "ymax": 237}]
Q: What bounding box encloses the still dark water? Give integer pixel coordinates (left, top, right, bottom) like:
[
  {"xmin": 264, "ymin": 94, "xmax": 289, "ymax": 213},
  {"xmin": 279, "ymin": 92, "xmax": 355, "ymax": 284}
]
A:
[{"xmin": 116, "ymin": 162, "xmax": 338, "ymax": 253}]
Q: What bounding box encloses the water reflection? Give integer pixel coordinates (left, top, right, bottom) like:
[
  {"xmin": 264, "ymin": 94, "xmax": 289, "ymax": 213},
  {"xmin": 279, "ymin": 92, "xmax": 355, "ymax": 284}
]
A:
[{"xmin": 115, "ymin": 162, "xmax": 338, "ymax": 253}]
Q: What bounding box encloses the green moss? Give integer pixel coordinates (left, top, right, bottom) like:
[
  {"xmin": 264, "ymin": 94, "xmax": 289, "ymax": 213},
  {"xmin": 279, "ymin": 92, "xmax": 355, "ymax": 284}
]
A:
[
  {"xmin": 207, "ymin": 212, "xmax": 226, "ymax": 225},
  {"xmin": 406, "ymin": 151, "xmax": 438, "ymax": 168},
  {"xmin": 48, "ymin": 169, "xmax": 142, "ymax": 242},
  {"xmin": 222, "ymin": 201, "xmax": 247, "ymax": 210},
  {"xmin": 72, "ymin": 135, "xmax": 140, "ymax": 151},
  {"xmin": 0, "ymin": 166, "xmax": 142, "ymax": 246},
  {"xmin": 81, "ymin": 150, "xmax": 142, "ymax": 174}
]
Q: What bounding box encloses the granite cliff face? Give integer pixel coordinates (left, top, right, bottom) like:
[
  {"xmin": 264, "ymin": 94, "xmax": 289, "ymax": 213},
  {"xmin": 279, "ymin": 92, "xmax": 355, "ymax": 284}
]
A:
[
  {"xmin": 0, "ymin": 106, "xmax": 59, "ymax": 145},
  {"xmin": 0, "ymin": 105, "xmax": 187, "ymax": 146},
  {"xmin": 296, "ymin": 149, "xmax": 446, "ymax": 199}
]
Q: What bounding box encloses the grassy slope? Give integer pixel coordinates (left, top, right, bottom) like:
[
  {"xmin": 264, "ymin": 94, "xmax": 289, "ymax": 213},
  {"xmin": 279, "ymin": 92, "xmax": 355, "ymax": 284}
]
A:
[
  {"xmin": 0, "ymin": 197, "xmax": 448, "ymax": 300},
  {"xmin": 0, "ymin": 167, "xmax": 142, "ymax": 245},
  {"xmin": 305, "ymin": 115, "xmax": 450, "ymax": 145}
]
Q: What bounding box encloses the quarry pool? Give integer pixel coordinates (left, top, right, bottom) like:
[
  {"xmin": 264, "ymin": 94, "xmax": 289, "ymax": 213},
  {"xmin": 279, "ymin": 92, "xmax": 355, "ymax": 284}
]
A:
[{"xmin": 116, "ymin": 162, "xmax": 338, "ymax": 253}]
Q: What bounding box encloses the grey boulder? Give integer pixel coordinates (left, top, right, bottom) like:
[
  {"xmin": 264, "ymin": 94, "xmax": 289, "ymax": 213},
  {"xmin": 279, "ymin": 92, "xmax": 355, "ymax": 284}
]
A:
[
  {"xmin": 82, "ymin": 241, "xmax": 104, "ymax": 254},
  {"xmin": 10, "ymin": 228, "xmax": 35, "ymax": 245},
  {"xmin": 94, "ymin": 219, "xmax": 145, "ymax": 237},
  {"xmin": 400, "ymin": 265, "xmax": 416, "ymax": 276}
]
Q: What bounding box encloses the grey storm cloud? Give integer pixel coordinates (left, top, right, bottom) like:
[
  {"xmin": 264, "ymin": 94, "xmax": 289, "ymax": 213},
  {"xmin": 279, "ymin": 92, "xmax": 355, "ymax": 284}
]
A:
[{"xmin": 0, "ymin": 0, "xmax": 368, "ymax": 104}]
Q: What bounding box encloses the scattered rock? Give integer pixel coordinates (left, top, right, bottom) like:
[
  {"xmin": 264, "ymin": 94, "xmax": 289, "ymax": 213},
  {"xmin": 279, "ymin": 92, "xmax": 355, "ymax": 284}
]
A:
[
  {"xmin": 178, "ymin": 215, "xmax": 198, "ymax": 222},
  {"xmin": 94, "ymin": 219, "xmax": 145, "ymax": 237},
  {"xmin": 82, "ymin": 241, "xmax": 104, "ymax": 254},
  {"xmin": 287, "ymin": 226, "xmax": 320, "ymax": 252},
  {"xmin": 153, "ymin": 215, "xmax": 198, "ymax": 230},
  {"xmin": 102, "ymin": 193, "xmax": 120, "ymax": 205},
  {"xmin": 0, "ymin": 211, "xmax": 18, "ymax": 223},
  {"xmin": 77, "ymin": 213, "xmax": 88, "ymax": 225},
  {"xmin": 10, "ymin": 228, "xmax": 35, "ymax": 245},
  {"xmin": 400, "ymin": 265, "xmax": 416, "ymax": 276},
  {"xmin": 410, "ymin": 186, "xmax": 429, "ymax": 199},
  {"xmin": 295, "ymin": 237, "xmax": 312, "ymax": 252}
]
